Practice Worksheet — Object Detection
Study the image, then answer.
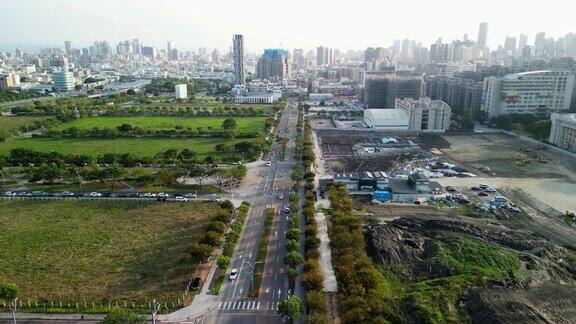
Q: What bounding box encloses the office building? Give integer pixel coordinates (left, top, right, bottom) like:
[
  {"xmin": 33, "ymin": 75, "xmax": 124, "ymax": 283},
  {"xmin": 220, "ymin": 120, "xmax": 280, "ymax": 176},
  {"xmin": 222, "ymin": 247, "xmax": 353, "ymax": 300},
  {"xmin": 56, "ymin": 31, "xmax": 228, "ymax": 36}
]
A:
[
  {"xmin": 364, "ymin": 76, "xmax": 422, "ymax": 108},
  {"xmin": 549, "ymin": 113, "xmax": 576, "ymax": 153},
  {"xmin": 53, "ymin": 71, "xmax": 75, "ymax": 91},
  {"xmin": 141, "ymin": 46, "xmax": 155, "ymax": 58},
  {"xmin": 175, "ymin": 84, "xmax": 187, "ymax": 99},
  {"xmin": 482, "ymin": 70, "xmax": 575, "ymax": 118},
  {"xmin": 64, "ymin": 41, "xmax": 72, "ymax": 55},
  {"xmin": 167, "ymin": 41, "xmax": 173, "ymax": 60},
  {"xmin": 535, "ymin": 32, "xmax": 546, "ymax": 57},
  {"xmin": 233, "ymin": 34, "xmax": 245, "ymax": 85},
  {"xmin": 518, "ymin": 34, "xmax": 528, "ymax": 57},
  {"xmin": 256, "ymin": 49, "xmax": 291, "ymax": 80},
  {"xmin": 477, "ymin": 22, "xmax": 488, "ymax": 52},
  {"xmin": 0, "ymin": 73, "xmax": 19, "ymax": 89}
]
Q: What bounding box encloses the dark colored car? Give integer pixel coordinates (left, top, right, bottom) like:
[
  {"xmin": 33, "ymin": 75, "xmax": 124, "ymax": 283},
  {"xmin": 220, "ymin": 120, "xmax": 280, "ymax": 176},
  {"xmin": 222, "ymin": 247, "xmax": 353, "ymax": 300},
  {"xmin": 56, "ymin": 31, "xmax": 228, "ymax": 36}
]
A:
[
  {"xmin": 478, "ymin": 191, "xmax": 488, "ymax": 197},
  {"xmin": 190, "ymin": 277, "xmax": 201, "ymax": 291}
]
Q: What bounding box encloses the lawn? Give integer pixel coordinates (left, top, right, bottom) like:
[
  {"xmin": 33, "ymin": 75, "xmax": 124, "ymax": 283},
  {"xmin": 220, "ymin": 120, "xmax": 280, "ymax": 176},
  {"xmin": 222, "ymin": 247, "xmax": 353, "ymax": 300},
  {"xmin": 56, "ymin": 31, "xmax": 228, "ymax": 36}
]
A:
[
  {"xmin": 0, "ymin": 116, "xmax": 48, "ymax": 132},
  {"xmin": 0, "ymin": 137, "xmax": 249, "ymax": 158},
  {"xmin": 0, "ymin": 200, "xmax": 220, "ymax": 303},
  {"xmin": 56, "ymin": 116, "xmax": 268, "ymax": 133}
]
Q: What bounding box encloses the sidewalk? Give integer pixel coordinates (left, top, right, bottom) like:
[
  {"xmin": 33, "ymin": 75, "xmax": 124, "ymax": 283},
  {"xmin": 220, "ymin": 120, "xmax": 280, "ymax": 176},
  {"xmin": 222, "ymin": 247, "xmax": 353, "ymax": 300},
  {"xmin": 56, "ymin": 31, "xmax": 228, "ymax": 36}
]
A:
[{"xmin": 314, "ymin": 200, "xmax": 338, "ymax": 292}]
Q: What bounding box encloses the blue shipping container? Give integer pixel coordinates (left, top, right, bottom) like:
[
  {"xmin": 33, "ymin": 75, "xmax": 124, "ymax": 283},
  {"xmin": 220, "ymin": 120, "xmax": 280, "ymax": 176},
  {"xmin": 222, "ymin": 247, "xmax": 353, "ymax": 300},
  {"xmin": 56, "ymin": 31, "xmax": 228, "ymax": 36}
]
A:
[{"xmin": 374, "ymin": 191, "xmax": 392, "ymax": 202}]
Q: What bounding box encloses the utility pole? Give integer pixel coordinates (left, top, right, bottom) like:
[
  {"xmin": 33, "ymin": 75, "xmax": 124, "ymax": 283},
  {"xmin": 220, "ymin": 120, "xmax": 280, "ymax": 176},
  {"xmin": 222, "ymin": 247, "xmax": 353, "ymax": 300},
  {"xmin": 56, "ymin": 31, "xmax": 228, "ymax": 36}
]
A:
[
  {"xmin": 151, "ymin": 299, "xmax": 157, "ymax": 324},
  {"xmin": 12, "ymin": 297, "xmax": 18, "ymax": 324}
]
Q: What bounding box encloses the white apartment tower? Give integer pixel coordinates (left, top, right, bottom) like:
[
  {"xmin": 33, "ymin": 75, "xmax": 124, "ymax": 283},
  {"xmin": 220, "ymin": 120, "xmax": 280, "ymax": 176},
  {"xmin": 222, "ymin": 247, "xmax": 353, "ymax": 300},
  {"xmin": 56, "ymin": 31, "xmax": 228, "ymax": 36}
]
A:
[
  {"xmin": 233, "ymin": 34, "xmax": 245, "ymax": 85},
  {"xmin": 549, "ymin": 113, "xmax": 576, "ymax": 153},
  {"xmin": 482, "ymin": 70, "xmax": 575, "ymax": 118},
  {"xmin": 175, "ymin": 84, "xmax": 188, "ymax": 99}
]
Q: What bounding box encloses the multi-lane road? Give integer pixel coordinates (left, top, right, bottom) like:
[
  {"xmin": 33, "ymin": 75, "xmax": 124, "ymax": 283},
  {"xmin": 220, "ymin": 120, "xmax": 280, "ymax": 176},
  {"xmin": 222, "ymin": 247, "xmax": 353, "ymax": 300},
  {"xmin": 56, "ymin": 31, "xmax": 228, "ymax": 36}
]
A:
[{"xmin": 198, "ymin": 101, "xmax": 300, "ymax": 324}]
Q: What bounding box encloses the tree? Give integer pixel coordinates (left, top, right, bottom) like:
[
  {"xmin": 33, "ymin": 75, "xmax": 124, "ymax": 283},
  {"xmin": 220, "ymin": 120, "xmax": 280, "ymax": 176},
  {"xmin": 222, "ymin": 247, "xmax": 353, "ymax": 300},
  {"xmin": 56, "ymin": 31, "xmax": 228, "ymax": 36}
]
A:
[
  {"xmin": 277, "ymin": 296, "xmax": 303, "ymax": 322},
  {"xmin": 461, "ymin": 112, "xmax": 475, "ymax": 130},
  {"xmin": 222, "ymin": 118, "xmax": 237, "ymax": 131},
  {"xmin": 0, "ymin": 283, "xmax": 20, "ymax": 300},
  {"xmin": 217, "ymin": 256, "xmax": 231, "ymax": 270},
  {"xmin": 100, "ymin": 308, "xmax": 145, "ymax": 324},
  {"xmin": 284, "ymin": 251, "xmax": 303, "ymax": 268}
]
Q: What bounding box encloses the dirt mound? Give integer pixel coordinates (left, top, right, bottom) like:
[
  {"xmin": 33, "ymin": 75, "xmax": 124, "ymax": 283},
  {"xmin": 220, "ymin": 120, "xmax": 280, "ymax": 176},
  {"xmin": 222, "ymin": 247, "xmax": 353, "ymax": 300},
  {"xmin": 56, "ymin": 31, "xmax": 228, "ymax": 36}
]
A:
[{"xmin": 466, "ymin": 283, "xmax": 576, "ymax": 324}]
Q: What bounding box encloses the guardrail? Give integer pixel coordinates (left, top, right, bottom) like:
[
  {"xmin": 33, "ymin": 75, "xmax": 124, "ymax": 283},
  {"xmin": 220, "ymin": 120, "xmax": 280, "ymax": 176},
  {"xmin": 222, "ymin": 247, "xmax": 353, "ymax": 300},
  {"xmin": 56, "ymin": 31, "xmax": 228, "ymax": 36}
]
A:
[{"xmin": 0, "ymin": 196, "xmax": 218, "ymax": 203}]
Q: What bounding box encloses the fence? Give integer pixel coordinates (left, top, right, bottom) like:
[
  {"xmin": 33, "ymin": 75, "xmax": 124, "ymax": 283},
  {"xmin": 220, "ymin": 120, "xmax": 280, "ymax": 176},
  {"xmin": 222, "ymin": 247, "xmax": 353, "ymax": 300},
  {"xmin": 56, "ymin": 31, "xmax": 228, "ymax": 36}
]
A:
[{"xmin": 0, "ymin": 298, "xmax": 184, "ymax": 312}]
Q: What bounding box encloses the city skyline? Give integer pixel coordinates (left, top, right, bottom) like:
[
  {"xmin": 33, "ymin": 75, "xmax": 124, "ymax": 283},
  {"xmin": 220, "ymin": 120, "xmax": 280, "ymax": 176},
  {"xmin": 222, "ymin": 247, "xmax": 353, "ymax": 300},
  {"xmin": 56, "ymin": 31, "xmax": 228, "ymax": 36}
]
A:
[{"xmin": 1, "ymin": 0, "xmax": 575, "ymax": 53}]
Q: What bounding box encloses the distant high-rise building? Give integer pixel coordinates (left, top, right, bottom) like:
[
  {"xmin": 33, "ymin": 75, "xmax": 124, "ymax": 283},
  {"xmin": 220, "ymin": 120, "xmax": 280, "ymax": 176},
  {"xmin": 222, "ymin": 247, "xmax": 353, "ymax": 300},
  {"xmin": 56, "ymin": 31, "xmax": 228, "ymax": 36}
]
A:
[
  {"xmin": 293, "ymin": 49, "xmax": 304, "ymax": 66},
  {"xmin": 167, "ymin": 41, "xmax": 173, "ymax": 60},
  {"xmin": 132, "ymin": 39, "xmax": 141, "ymax": 55},
  {"xmin": 64, "ymin": 41, "xmax": 72, "ymax": 55},
  {"xmin": 233, "ymin": 34, "xmax": 245, "ymax": 85},
  {"xmin": 317, "ymin": 46, "xmax": 326, "ymax": 66},
  {"xmin": 364, "ymin": 75, "xmax": 422, "ymax": 108},
  {"xmin": 211, "ymin": 49, "xmax": 220, "ymax": 64},
  {"xmin": 256, "ymin": 49, "xmax": 291, "ymax": 79},
  {"xmin": 504, "ymin": 36, "xmax": 517, "ymax": 56},
  {"xmin": 518, "ymin": 34, "xmax": 528, "ymax": 56},
  {"xmin": 141, "ymin": 46, "xmax": 155, "ymax": 58},
  {"xmin": 534, "ymin": 32, "xmax": 546, "ymax": 56},
  {"xmin": 476, "ymin": 22, "xmax": 488, "ymax": 52},
  {"xmin": 565, "ymin": 33, "xmax": 576, "ymax": 58}
]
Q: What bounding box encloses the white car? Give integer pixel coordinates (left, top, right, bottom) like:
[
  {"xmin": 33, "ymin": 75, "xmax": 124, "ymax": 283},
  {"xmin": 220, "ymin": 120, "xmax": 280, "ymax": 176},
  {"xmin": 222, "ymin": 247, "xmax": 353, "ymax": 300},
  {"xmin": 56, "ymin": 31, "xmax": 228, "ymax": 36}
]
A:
[
  {"xmin": 229, "ymin": 269, "xmax": 239, "ymax": 280},
  {"xmin": 266, "ymin": 161, "xmax": 272, "ymax": 166},
  {"xmin": 184, "ymin": 193, "xmax": 198, "ymax": 198},
  {"xmin": 485, "ymin": 187, "xmax": 496, "ymax": 193},
  {"xmin": 4, "ymin": 191, "xmax": 17, "ymax": 197},
  {"xmin": 143, "ymin": 193, "xmax": 156, "ymax": 198},
  {"xmin": 89, "ymin": 192, "xmax": 102, "ymax": 197},
  {"xmin": 175, "ymin": 196, "xmax": 188, "ymax": 202},
  {"xmin": 158, "ymin": 192, "xmax": 170, "ymax": 198}
]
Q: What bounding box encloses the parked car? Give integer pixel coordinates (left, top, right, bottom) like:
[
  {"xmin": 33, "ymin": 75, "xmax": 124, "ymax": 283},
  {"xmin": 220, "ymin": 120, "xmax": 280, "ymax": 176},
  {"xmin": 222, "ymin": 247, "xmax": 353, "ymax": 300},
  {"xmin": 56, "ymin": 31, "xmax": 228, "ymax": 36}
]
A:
[
  {"xmin": 157, "ymin": 192, "xmax": 170, "ymax": 198},
  {"xmin": 470, "ymin": 186, "xmax": 481, "ymax": 191},
  {"xmin": 229, "ymin": 269, "xmax": 239, "ymax": 280},
  {"xmin": 61, "ymin": 191, "xmax": 75, "ymax": 197},
  {"xmin": 4, "ymin": 191, "xmax": 17, "ymax": 197},
  {"xmin": 143, "ymin": 193, "xmax": 156, "ymax": 198},
  {"xmin": 478, "ymin": 191, "xmax": 488, "ymax": 197},
  {"xmin": 278, "ymin": 194, "xmax": 284, "ymax": 200},
  {"xmin": 445, "ymin": 186, "xmax": 457, "ymax": 192},
  {"xmin": 31, "ymin": 191, "xmax": 45, "ymax": 196},
  {"xmin": 18, "ymin": 191, "xmax": 32, "ymax": 196},
  {"xmin": 485, "ymin": 187, "xmax": 496, "ymax": 193},
  {"xmin": 184, "ymin": 193, "xmax": 198, "ymax": 198},
  {"xmin": 175, "ymin": 196, "xmax": 188, "ymax": 202},
  {"xmin": 89, "ymin": 192, "xmax": 102, "ymax": 197},
  {"xmin": 266, "ymin": 161, "xmax": 272, "ymax": 166},
  {"xmin": 479, "ymin": 184, "xmax": 489, "ymax": 189}
]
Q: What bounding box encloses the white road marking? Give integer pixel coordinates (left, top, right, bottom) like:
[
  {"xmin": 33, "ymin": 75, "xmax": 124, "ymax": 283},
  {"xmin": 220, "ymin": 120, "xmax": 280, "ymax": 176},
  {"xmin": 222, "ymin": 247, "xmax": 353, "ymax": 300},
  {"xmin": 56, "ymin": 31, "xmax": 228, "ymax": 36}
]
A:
[{"xmin": 257, "ymin": 301, "xmax": 260, "ymax": 309}]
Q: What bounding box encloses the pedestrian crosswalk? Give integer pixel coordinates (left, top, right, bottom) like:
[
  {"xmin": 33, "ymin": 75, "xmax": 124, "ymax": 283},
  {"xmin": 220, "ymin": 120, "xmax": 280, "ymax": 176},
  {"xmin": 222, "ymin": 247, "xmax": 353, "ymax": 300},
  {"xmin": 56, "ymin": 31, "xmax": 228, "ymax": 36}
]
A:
[{"xmin": 216, "ymin": 300, "xmax": 279, "ymax": 311}]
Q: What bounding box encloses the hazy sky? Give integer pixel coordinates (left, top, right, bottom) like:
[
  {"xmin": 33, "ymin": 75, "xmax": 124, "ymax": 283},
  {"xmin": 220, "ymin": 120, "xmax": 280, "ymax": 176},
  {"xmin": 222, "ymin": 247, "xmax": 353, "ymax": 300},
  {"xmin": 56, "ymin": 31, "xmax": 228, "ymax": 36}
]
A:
[{"xmin": 1, "ymin": 0, "xmax": 574, "ymax": 53}]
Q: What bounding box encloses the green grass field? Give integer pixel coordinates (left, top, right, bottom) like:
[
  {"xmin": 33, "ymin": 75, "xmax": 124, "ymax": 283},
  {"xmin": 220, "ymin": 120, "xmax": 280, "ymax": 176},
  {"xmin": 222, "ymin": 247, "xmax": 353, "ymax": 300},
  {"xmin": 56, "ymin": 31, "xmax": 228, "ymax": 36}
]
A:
[
  {"xmin": 0, "ymin": 137, "xmax": 249, "ymax": 158},
  {"xmin": 0, "ymin": 116, "xmax": 47, "ymax": 132},
  {"xmin": 0, "ymin": 200, "xmax": 219, "ymax": 302},
  {"xmin": 56, "ymin": 116, "xmax": 267, "ymax": 133}
]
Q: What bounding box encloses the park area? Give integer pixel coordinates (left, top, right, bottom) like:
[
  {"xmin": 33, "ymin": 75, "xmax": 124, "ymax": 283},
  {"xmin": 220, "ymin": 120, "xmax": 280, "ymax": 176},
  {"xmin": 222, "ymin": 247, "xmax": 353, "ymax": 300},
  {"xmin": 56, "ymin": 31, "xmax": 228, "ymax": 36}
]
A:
[
  {"xmin": 0, "ymin": 115, "xmax": 48, "ymax": 132},
  {"xmin": 0, "ymin": 200, "xmax": 220, "ymax": 304},
  {"xmin": 0, "ymin": 137, "xmax": 250, "ymax": 160},
  {"xmin": 54, "ymin": 116, "xmax": 268, "ymax": 134}
]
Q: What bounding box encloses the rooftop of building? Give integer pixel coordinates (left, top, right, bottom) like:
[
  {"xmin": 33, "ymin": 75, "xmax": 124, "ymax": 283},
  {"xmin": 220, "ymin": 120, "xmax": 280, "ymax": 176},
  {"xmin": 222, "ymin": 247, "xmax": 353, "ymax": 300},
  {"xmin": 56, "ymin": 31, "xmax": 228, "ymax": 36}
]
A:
[{"xmin": 364, "ymin": 108, "xmax": 409, "ymax": 120}]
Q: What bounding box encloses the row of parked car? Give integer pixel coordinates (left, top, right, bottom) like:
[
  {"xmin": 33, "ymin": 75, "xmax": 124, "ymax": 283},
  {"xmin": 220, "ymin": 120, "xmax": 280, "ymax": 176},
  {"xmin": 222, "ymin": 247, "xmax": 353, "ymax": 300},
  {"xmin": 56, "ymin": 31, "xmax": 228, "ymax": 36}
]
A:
[{"xmin": 2, "ymin": 190, "xmax": 216, "ymax": 202}]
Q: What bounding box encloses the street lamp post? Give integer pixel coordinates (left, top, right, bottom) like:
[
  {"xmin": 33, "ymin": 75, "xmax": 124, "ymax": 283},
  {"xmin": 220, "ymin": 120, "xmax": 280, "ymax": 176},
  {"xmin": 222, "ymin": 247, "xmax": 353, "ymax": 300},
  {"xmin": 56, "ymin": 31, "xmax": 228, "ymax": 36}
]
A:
[
  {"xmin": 11, "ymin": 297, "xmax": 18, "ymax": 324},
  {"xmin": 243, "ymin": 261, "xmax": 263, "ymax": 296},
  {"xmin": 151, "ymin": 299, "xmax": 157, "ymax": 324}
]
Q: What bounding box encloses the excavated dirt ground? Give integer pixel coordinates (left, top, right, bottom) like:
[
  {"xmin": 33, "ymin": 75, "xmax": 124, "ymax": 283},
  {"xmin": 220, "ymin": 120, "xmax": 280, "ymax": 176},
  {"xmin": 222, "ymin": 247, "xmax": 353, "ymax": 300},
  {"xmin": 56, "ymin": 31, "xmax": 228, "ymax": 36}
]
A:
[{"xmin": 363, "ymin": 204, "xmax": 576, "ymax": 323}]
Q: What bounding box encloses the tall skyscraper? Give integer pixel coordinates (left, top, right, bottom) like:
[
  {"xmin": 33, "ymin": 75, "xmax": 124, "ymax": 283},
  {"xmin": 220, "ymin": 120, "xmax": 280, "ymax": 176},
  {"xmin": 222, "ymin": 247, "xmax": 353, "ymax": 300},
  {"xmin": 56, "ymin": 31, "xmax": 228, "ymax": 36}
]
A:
[
  {"xmin": 518, "ymin": 34, "xmax": 528, "ymax": 54},
  {"xmin": 233, "ymin": 34, "xmax": 245, "ymax": 85},
  {"xmin": 64, "ymin": 41, "xmax": 72, "ymax": 55},
  {"xmin": 317, "ymin": 46, "xmax": 326, "ymax": 66},
  {"xmin": 132, "ymin": 39, "xmax": 141, "ymax": 55},
  {"xmin": 535, "ymin": 32, "xmax": 546, "ymax": 56},
  {"xmin": 167, "ymin": 41, "xmax": 173, "ymax": 60},
  {"xmin": 476, "ymin": 22, "xmax": 488, "ymax": 50}
]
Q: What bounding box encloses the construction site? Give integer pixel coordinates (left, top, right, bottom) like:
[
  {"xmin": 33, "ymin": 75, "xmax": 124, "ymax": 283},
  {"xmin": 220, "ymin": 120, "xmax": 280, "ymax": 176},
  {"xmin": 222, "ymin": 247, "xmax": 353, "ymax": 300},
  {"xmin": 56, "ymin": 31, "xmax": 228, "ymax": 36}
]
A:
[{"xmin": 311, "ymin": 120, "xmax": 576, "ymax": 322}]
